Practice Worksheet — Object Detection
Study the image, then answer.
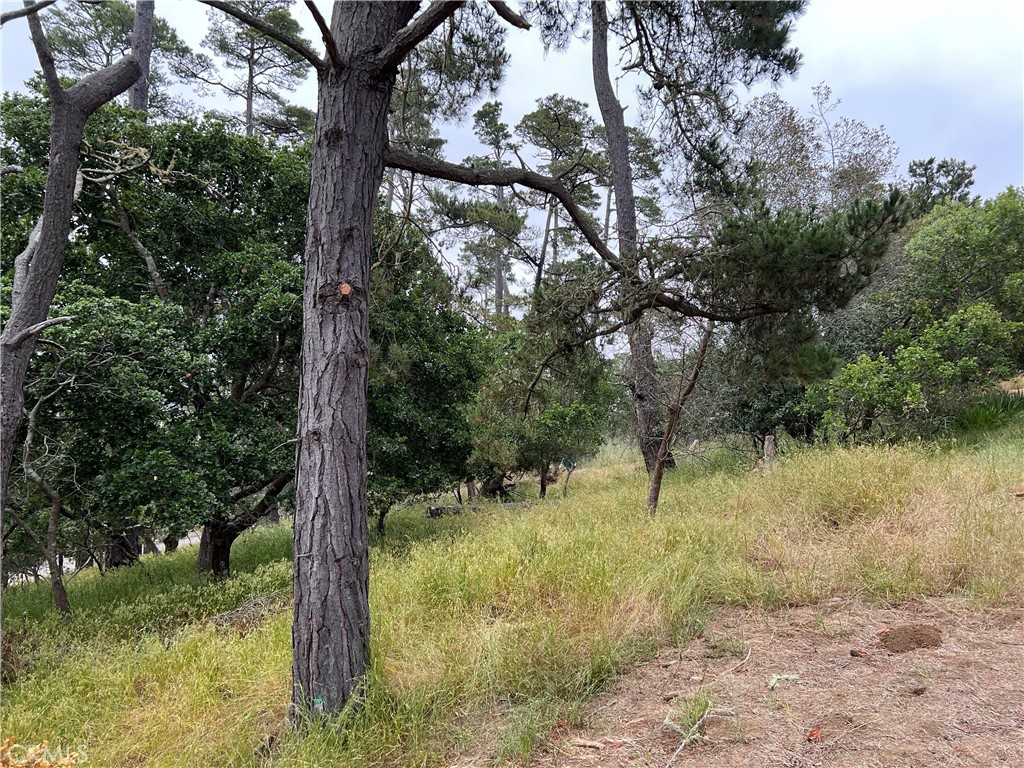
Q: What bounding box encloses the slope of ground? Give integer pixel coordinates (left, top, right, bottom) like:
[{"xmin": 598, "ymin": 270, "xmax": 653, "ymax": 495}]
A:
[{"xmin": 2, "ymin": 420, "xmax": 1023, "ymax": 767}]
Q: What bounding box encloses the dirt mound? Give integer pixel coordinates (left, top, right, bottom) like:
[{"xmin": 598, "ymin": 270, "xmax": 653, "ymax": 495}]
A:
[{"xmin": 880, "ymin": 623, "xmax": 942, "ymax": 653}]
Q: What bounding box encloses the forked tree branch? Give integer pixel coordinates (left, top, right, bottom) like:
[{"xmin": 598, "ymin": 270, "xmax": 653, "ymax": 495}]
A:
[
  {"xmin": 200, "ymin": 0, "xmax": 326, "ymax": 71},
  {"xmin": 374, "ymin": 1, "xmax": 465, "ymax": 72}
]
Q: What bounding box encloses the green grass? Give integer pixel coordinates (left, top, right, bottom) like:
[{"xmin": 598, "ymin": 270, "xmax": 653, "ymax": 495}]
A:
[
  {"xmin": 3, "ymin": 421, "xmax": 1023, "ymax": 767},
  {"xmin": 952, "ymin": 390, "xmax": 1024, "ymax": 433}
]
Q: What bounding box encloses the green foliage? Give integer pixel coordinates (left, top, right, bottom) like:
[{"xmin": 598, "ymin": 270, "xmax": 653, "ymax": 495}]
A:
[
  {"xmin": 469, "ymin": 330, "xmax": 615, "ymax": 483},
  {"xmin": 906, "ymin": 157, "xmax": 976, "ymax": 215},
  {"xmin": 902, "ymin": 189, "xmax": 1024, "ymax": 334},
  {"xmin": 808, "ymin": 302, "xmax": 1022, "ymax": 439},
  {"xmin": 367, "ymin": 210, "xmax": 488, "ymax": 516},
  {"xmin": 703, "ymin": 191, "xmax": 907, "ymax": 316}
]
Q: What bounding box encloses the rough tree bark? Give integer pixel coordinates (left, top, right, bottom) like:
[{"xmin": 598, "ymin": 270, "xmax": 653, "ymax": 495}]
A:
[
  {"xmin": 628, "ymin": 320, "xmax": 670, "ymax": 473},
  {"xmin": 289, "ymin": 2, "xmax": 427, "ymax": 718},
  {"xmin": 128, "ymin": 0, "xmax": 154, "ymax": 112},
  {"xmin": 0, "ymin": 5, "xmax": 143, "ymax": 597},
  {"xmin": 591, "ymin": 1, "xmax": 666, "ymax": 474}
]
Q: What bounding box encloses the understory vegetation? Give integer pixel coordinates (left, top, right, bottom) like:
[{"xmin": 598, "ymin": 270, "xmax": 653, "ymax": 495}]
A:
[
  {"xmin": 4, "ymin": 415, "xmax": 1022, "ymax": 767},
  {"xmin": 3, "ymin": 2, "xmax": 1023, "ymax": 764}
]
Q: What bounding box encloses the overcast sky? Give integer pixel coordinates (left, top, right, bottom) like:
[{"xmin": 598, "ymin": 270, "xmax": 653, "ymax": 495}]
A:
[{"xmin": 2, "ymin": 0, "xmax": 1022, "ymax": 198}]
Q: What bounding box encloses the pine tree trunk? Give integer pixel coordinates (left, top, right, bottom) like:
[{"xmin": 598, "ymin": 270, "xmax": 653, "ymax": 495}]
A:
[
  {"xmin": 591, "ymin": 2, "xmax": 666, "ymax": 475},
  {"xmin": 291, "ymin": 2, "xmax": 416, "ymax": 720},
  {"xmin": 128, "ymin": 0, "xmax": 154, "ymax": 113}
]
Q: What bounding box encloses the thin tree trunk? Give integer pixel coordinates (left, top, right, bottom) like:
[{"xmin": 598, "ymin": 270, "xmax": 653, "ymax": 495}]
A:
[
  {"xmin": 591, "ymin": 2, "xmax": 663, "ymax": 475},
  {"xmin": 534, "ymin": 198, "xmax": 555, "ymax": 300},
  {"xmin": 494, "ymin": 181, "xmax": 508, "ymax": 314},
  {"xmin": 561, "ymin": 463, "xmax": 575, "ymax": 498},
  {"xmin": 291, "ymin": 3, "xmax": 417, "ymax": 719},
  {"xmin": 108, "ymin": 188, "xmax": 169, "ymax": 299},
  {"xmin": 245, "ymin": 42, "xmax": 256, "ymax": 137},
  {"xmin": 603, "ymin": 187, "xmax": 614, "ymax": 241},
  {"xmin": 7, "ymin": 505, "xmax": 71, "ymax": 616},
  {"xmin": 647, "ymin": 323, "xmax": 714, "ymax": 514},
  {"xmin": 627, "ymin": 320, "xmax": 666, "ymax": 473},
  {"xmin": 539, "ymin": 462, "xmax": 549, "ymax": 499}
]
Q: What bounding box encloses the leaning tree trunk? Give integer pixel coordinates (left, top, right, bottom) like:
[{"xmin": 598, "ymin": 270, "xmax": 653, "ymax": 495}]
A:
[
  {"xmin": 647, "ymin": 323, "xmax": 714, "ymax": 514},
  {"xmin": 290, "ymin": 3, "xmax": 417, "ymax": 719},
  {"xmin": 591, "ymin": 2, "xmax": 666, "ymax": 474},
  {"xmin": 0, "ymin": 9, "xmax": 142, "ymax": 616}
]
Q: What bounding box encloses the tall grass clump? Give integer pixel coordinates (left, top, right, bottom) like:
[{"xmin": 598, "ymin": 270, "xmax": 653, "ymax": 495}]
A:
[
  {"xmin": 953, "ymin": 391, "xmax": 1024, "ymax": 432},
  {"xmin": 3, "ymin": 422, "xmax": 1023, "ymax": 767}
]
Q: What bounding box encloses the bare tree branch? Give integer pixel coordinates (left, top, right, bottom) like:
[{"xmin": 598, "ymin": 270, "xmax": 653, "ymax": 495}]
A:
[
  {"xmin": 488, "ymin": 1, "xmax": 531, "ymax": 30},
  {"xmin": 1, "ymin": 165, "xmax": 25, "ymax": 176},
  {"xmin": 374, "ymin": 2, "xmax": 465, "ymax": 72},
  {"xmin": 0, "ymin": 0, "xmax": 57, "ymax": 27},
  {"xmin": 304, "ymin": 1, "xmax": 339, "ymax": 72},
  {"xmin": 25, "ymin": 1, "xmax": 62, "ymax": 97},
  {"xmin": 3, "ymin": 316, "xmax": 73, "ymax": 350},
  {"xmin": 106, "ymin": 188, "xmax": 169, "ymax": 300},
  {"xmin": 385, "ymin": 146, "xmax": 626, "ymax": 273},
  {"xmin": 200, "ymin": 0, "xmax": 326, "ymax": 72}
]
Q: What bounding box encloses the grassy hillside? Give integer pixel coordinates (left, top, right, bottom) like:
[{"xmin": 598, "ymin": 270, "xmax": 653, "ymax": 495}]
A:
[{"xmin": 3, "ymin": 421, "xmax": 1023, "ymax": 767}]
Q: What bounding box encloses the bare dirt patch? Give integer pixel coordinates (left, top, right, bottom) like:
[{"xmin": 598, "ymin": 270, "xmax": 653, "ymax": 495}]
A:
[{"xmin": 531, "ymin": 597, "xmax": 1024, "ymax": 768}]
